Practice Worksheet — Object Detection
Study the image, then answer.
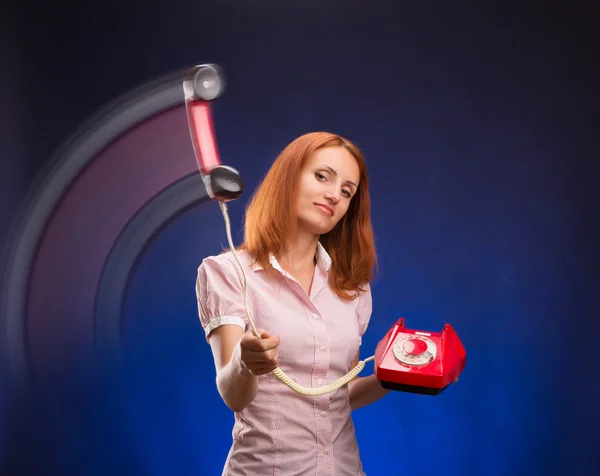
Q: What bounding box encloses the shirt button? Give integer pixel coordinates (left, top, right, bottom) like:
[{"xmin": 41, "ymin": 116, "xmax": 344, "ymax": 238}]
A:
[
  {"xmin": 322, "ymin": 448, "xmax": 329, "ymax": 455},
  {"xmin": 320, "ymin": 411, "xmax": 327, "ymax": 417},
  {"xmin": 317, "ymin": 379, "xmax": 323, "ymax": 385},
  {"xmin": 312, "ymin": 313, "xmax": 319, "ymax": 319},
  {"xmin": 319, "ymin": 345, "xmax": 325, "ymax": 352}
]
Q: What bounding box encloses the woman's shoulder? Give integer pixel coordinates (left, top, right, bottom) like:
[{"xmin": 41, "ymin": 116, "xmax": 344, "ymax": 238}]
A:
[
  {"xmin": 199, "ymin": 249, "xmax": 235, "ymax": 266},
  {"xmin": 354, "ymin": 281, "xmax": 372, "ymax": 300},
  {"xmin": 355, "ymin": 282, "xmax": 373, "ymax": 334},
  {"xmin": 197, "ymin": 248, "xmax": 253, "ymax": 277},
  {"xmin": 355, "ymin": 281, "xmax": 372, "ymax": 311}
]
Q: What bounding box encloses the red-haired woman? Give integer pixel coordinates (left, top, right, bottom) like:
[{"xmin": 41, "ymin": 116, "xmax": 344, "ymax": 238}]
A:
[{"xmin": 196, "ymin": 131, "xmax": 388, "ymax": 475}]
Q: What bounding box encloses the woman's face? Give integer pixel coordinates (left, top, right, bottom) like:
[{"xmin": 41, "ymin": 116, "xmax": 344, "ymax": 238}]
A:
[{"xmin": 296, "ymin": 146, "xmax": 361, "ymax": 236}]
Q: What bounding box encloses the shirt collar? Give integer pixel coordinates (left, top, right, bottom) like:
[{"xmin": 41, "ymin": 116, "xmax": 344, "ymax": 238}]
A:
[
  {"xmin": 251, "ymin": 241, "xmax": 332, "ymax": 274},
  {"xmin": 314, "ymin": 241, "xmax": 332, "ymax": 273}
]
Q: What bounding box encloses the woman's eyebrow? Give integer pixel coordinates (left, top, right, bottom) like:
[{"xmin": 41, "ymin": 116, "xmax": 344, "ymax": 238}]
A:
[{"xmin": 318, "ymin": 164, "xmax": 358, "ymax": 188}]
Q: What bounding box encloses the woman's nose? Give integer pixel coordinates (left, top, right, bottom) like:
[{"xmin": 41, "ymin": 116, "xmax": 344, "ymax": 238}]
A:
[{"xmin": 324, "ymin": 187, "xmax": 341, "ymax": 203}]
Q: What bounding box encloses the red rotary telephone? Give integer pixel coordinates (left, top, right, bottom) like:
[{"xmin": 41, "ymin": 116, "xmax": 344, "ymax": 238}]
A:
[{"xmin": 374, "ymin": 318, "xmax": 467, "ymax": 395}]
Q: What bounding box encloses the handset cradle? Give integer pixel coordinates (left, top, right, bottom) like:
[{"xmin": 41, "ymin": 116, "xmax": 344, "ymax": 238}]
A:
[{"xmin": 374, "ymin": 318, "xmax": 467, "ymax": 395}]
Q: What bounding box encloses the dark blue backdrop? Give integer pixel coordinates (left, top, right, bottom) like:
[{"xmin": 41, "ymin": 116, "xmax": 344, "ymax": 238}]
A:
[{"xmin": 2, "ymin": 1, "xmax": 598, "ymax": 475}]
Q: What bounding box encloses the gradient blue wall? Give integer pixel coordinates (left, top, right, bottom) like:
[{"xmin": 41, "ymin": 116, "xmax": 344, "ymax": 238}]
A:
[{"xmin": 2, "ymin": 1, "xmax": 598, "ymax": 475}]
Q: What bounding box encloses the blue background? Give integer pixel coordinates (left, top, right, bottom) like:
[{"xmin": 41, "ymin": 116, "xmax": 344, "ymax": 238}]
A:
[{"xmin": 2, "ymin": 1, "xmax": 598, "ymax": 475}]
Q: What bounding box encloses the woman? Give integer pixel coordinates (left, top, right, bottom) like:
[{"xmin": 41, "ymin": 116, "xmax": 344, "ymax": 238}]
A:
[{"xmin": 195, "ymin": 131, "xmax": 389, "ymax": 475}]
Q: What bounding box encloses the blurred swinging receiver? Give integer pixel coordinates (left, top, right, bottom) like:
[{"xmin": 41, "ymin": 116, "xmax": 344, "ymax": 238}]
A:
[
  {"xmin": 183, "ymin": 63, "xmax": 467, "ymax": 397},
  {"xmin": 374, "ymin": 318, "xmax": 466, "ymax": 395}
]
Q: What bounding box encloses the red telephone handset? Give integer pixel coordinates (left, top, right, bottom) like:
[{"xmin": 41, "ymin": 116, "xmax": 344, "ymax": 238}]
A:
[
  {"xmin": 183, "ymin": 64, "xmax": 243, "ymax": 202},
  {"xmin": 374, "ymin": 318, "xmax": 467, "ymax": 395}
]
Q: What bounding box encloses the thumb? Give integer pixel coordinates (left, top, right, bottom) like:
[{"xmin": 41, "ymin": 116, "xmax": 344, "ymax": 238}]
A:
[
  {"xmin": 259, "ymin": 331, "xmax": 280, "ymax": 347},
  {"xmin": 257, "ymin": 328, "xmax": 273, "ymax": 339}
]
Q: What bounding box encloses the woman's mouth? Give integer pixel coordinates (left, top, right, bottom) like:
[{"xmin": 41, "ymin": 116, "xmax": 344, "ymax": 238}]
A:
[{"xmin": 315, "ymin": 203, "xmax": 334, "ymax": 216}]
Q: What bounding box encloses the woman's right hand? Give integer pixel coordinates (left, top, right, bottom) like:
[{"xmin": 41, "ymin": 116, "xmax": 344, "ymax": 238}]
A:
[{"xmin": 239, "ymin": 329, "xmax": 280, "ymax": 375}]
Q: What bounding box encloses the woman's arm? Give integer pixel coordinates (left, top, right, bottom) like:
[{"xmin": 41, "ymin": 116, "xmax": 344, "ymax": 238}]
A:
[
  {"xmin": 209, "ymin": 325, "xmax": 258, "ymax": 412},
  {"xmin": 208, "ymin": 324, "xmax": 281, "ymax": 413},
  {"xmin": 347, "ymin": 349, "xmax": 391, "ymax": 410}
]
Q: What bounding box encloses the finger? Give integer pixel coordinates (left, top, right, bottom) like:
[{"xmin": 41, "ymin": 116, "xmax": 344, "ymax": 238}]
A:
[
  {"xmin": 256, "ymin": 330, "xmax": 280, "ymax": 348},
  {"xmin": 245, "ymin": 360, "xmax": 276, "ymax": 374},
  {"xmin": 259, "ymin": 335, "xmax": 280, "ymax": 351},
  {"xmin": 255, "ymin": 328, "xmax": 270, "ymax": 338},
  {"xmin": 248, "ymin": 363, "xmax": 279, "ymax": 375},
  {"xmin": 243, "ymin": 334, "xmax": 280, "ymax": 352},
  {"xmin": 240, "ymin": 330, "xmax": 264, "ymax": 348},
  {"xmin": 243, "ymin": 348, "xmax": 278, "ymax": 365}
]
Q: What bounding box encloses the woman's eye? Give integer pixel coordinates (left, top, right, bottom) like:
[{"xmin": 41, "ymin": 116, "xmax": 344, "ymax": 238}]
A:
[
  {"xmin": 315, "ymin": 172, "xmax": 326, "ymax": 181},
  {"xmin": 342, "ymin": 189, "xmax": 351, "ymax": 198}
]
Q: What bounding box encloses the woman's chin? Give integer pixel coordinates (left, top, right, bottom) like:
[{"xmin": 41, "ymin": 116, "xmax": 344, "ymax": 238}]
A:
[
  {"xmin": 307, "ymin": 224, "xmax": 337, "ymax": 237},
  {"xmin": 297, "ymin": 209, "xmax": 341, "ymax": 234}
]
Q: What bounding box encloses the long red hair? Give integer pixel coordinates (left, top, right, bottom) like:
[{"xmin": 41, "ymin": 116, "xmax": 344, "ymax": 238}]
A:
[{"xmin": 240, "ymin": 131, "xmax": 377, "ymax": 301}]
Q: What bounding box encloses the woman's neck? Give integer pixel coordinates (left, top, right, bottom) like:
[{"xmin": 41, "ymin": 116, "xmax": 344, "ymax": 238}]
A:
[{"xmin": 277, "ymin": 230, "xmax": 319, "ymax": 274}]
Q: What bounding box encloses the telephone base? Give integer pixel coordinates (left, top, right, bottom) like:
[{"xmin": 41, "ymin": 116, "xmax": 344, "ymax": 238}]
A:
[{"xmin": 379, "ymin": 380, "xmax": 450, "ymax": 396}]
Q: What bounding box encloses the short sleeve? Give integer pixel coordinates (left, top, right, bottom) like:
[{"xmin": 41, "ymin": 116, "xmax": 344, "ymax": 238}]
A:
[
  {"xmin": 195, "ymin": 254, "xmax": 249, "ymax": 341},
  {"xmin": 357, "ymin": 283, "xmax": 373, "ymax": 344}
]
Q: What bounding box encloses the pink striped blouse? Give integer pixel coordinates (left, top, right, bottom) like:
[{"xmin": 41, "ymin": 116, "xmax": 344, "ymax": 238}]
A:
[{"xmin": 196, "ymin": 242, "xmax": 372, "ymax": 475}]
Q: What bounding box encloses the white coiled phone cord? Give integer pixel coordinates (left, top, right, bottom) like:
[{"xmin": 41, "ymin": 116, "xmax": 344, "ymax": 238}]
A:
[{"xmin": 219, "ymin": 201, "xmax": 374, "ymax": 396}]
